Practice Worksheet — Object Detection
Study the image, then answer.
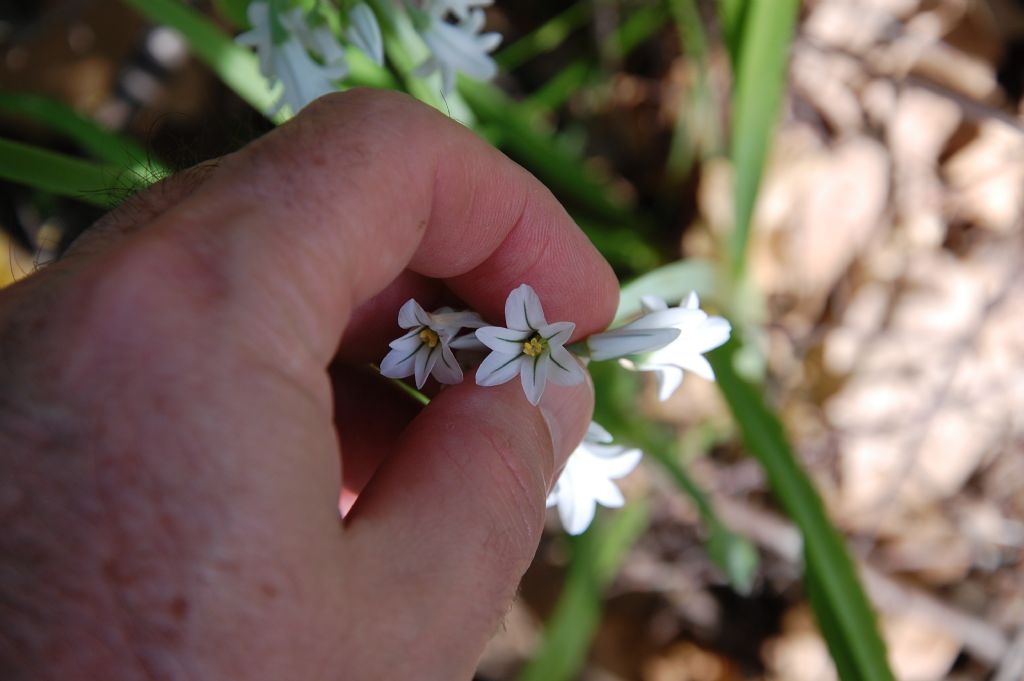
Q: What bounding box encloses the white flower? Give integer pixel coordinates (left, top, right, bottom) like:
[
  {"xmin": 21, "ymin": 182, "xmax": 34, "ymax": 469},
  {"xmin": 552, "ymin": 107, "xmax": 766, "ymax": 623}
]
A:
[
  {"xmin": 474, "ymin": 284, "xmax": 586, "ymax": 406},
  {"xmin": 415, "ymin": 1, "xmax": 501, "ymax": 94},
  {"xmin": 236, "ymin": 2, "xmax": 347, "ymax": 115},
  {"xmin": 380, "ymin": 299, "xmax": 484, "ymax": 389},
  {"xmin": 346, "ymin": 3, "xmax": 384, "ymax": 66},
  {"xmin": 585, "ymin": 319, "xmax": 681, "ymax": 361},
  {"xmin": 618, "ymin": 292, "xmax": 732, "ymax": 401},
  {"xmin": 547, "ymin": 422, "xmax": 642, "ymax": 535}
]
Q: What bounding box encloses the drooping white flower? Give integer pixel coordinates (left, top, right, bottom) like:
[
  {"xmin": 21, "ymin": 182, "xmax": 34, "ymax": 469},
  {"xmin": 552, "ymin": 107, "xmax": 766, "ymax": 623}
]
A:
[
  {"xmin": 617, "ymin": 292, "xmax": 732, "ymax": 401},
  {"xmin": 585, "ymin": 319, "xmax": 681, "ymax": 361},
  {"xmin": 474, "ymin": 284, "xmax": 586, "ymax": 406},
  {"xmin": 415, "ymin": 1, "xmax": 501, "ymax": 94},
  {"xmin": 380, "ymin": 299, "xmax": 484, "ymax": 389},
  {"xmin": 236, "ymin": 2, "xmax": 347, "ymax": 115},
  {"xmin": 346, "ymin": 3, "xmax": 384, "ymax": 66},
  {"xmin": 547, "ymin": 422, "xmax": 642, "ymax": 535}
]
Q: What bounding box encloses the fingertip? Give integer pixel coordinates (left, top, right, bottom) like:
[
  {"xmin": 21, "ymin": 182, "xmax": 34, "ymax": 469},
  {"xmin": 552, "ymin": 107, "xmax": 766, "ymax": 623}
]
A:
[{"xmin": 538, "ymin": 373, "xmax": 594, "ymax": 477}]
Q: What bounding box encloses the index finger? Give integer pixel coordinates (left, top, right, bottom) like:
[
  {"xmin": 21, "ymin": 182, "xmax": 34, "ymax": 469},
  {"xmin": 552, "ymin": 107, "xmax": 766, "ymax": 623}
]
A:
[{"xmin": 107, "ymin": 88, "xmax": 618, "ymax": 368}]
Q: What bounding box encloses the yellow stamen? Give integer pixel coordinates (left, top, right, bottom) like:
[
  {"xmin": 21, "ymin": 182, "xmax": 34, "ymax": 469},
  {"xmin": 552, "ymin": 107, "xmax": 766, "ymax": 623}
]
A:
[
  {"xmin": 523, "ymin": 337, "xmax": 544, "ymax": 357},
  {"xmin": 419, "ymin": 328, "xmax": 440, "ymax": 348}
]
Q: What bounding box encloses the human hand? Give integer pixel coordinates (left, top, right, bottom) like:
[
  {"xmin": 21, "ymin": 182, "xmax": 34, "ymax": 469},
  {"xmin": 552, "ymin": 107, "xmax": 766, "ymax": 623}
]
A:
[{"xmin": 0, "ymin": 89, "xmax": 618, "ymax": 680}]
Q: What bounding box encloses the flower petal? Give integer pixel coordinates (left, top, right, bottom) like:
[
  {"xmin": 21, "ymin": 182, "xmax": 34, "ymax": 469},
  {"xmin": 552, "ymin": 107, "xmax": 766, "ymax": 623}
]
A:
[
  {"xmin": 586, "ymin": 326, "xmax": 679, "ymax": 361},
  {"xmin": 504, "ymin": 284, "xmax": 547, "ymax": 331},
  {"xmin": 346, "ymin": 3, "xmax": 384, "ymax": 66},
  {"xmin": 430, "ymin": 343, "xmax": 464, "ymax": 384},
  {"xmin": 677, "ymin": 353, "xmax": 715, "ymax": 382},
  {"xmin": 560, "ymin": 480, "xmax": 596, "ymax": 536},
  {"xmin": 432, "ymin": 310, "xmax": 486, "ymax": 329},
  {"xmin": 449, "ymin": 332, "xmax": 486, "ymax": 351},
  {"xmin": 380, "ymin": 344, "xmax": 421, "ymax": 379},
  {"xmin": 640, "ymin": 295, "xmax": 668, "ymax": 313},
  {"xmin": 586, "ymin": 422, "xmax": 614, "ymax": 444},
  {"xmin": 546, "ymin": 345, "xmax": 586, "ymax": 386},
  {"xmin": 520, "ymin": 354, "xmax": 549, "ymax": 406},
  {"xmin": 414, "ymin": 343, "xmax": 441, "ymax": 389},
  {"xmin": 626, "ymin": 307, "xmax": 705, "ymax": 330},
  {"xmin": 540, "ymin": 321, "xmax": 575, "ymax": 347},
  {"xmin": 476, "ymin": 326, "xmax": 531, "ymax": 353},
  {"xmin": 388, "ymin": 328, "xmax": 423, "ymax": 351},
  {"xmin": 589, "ymin": 476, "xmax": 625, "ymax": 508},
  {"xmin": 683, "ymin": 291, "xmax": 700, "ymax": 309},
  {"xmin": 546, "ymin": 490, "xmax": 559, "ymax": 508},
  {"xmin": 589, "ymin": 447, "xmax": 643, "ymax": 479},
  {"xmin": 689, "ymin": 316, "xmax": 732, "ymax": 353},
  {"xmin": 397, "ymin": 299, "xmax": 431, "ymax": 329},
  {"xmin": 651, "ymin": 365, "xmax": 685, "ymax": 401},
  {"xmin": 476, "ymin": 351, "xmax": 525, "ymax": 386}
]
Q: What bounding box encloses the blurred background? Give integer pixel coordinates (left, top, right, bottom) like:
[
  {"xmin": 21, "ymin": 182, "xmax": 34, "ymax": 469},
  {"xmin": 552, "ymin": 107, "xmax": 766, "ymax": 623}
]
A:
[{"xmin": 2, "ymin": 1, "xmax": 1024, "ymax": 680}]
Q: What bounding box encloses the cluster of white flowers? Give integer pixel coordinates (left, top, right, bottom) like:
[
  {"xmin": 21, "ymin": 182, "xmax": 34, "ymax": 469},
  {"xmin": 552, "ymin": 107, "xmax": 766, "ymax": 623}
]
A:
[
  {"xmin": 547, "ymin": 422, "xmax": 642, "ymax": 535},
  {"xmin": 411, "ymin": 0, "xmax": 502, "ymax": 94},
  {"xmin": 235, "ymin": 0, "xmax": 501, "ymax": 115},
  {"xmin": 380, "ymin": 283, "xmax": 731, "ymax": 534}
]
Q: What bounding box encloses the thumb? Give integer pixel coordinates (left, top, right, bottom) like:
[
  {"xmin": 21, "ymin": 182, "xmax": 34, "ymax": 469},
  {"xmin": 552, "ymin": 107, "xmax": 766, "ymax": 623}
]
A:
[{"xmin": 339, "ymin": 377, "xmax": 592, "ymax": 679}]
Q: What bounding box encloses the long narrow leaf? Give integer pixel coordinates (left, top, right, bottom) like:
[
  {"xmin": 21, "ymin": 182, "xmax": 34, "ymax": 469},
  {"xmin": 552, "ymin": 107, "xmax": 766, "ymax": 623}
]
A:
[
  {"xmin": 709, "ymin": 340, "xmax": 895, "ymax": 681},
  {"xmin": 0, "ymin": 91, "xmax": 167, "ymax": 177},
  {"xmin": 726, "ymin": 0, "xmax": 799, "ymax": 278},
  {"xmin": 516, "ymin": 503, "xmax": 648, "ymax": 681},
  {"xmin": 0, "ymin": 137, "xmax": 141, "ymax": 207},
  {"xmin": 459, "ymin": 79, "xmax": 633, "ymax": 225},
  {"xmin": 496, "ymin": 3, "xmax": 592, "ymax": 71}
]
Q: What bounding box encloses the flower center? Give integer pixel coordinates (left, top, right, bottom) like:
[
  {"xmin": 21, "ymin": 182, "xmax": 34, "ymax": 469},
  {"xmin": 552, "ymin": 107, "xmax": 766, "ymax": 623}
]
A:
[
  {"xmin": 522, "ymin": 336, "xmax": 545, "ymax": 357},
  {"xmin": 419, "ymin": 328, "xmax": 440, "ymax": 348}
]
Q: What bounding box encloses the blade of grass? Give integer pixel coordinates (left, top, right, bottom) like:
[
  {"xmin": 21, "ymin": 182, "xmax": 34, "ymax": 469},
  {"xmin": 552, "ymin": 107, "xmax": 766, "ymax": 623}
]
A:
[
  {"xmin": 496, "ymin": 2, "xmax": 593, "ymax": 72},
  {"xmin": 0, "ymin": 137, "xmax": 144, "ymax": 207},
  {"xmin": 708, "ymin": 339, "xmax": 895, "ymax": 681},
  {"xmin": 715, "ymin": 0, "xmax": 749, "ymax": 65},
  {"xmin": 515, "ymin": 502, "xmax": 648, "ymax": 681},
  {"xmin": 462, "ymin": 3, "xmax": 671, "ymax": 234},
  {"xmin": 520, "ymin": 3, "xmax": 668, "ymax": 115},
  {"xmin": 665, "ymin": 0, "xmax": 723, "ymax": 179},
  {"xmin": 726, "ymin": 0, "xmax": 799, "ymax": 279},
  {"xmin": 0, "ymin": 91, "xmax": 168, "ymax": 178},
  {"xmin": 590, "ymin": 351, "xmax": 757, "ymax": 595}
]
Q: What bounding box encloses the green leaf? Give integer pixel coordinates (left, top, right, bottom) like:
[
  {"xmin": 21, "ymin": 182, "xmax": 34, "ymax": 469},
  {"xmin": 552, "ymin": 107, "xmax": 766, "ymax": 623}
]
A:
[
  {"xmin": 0, "ymin": 137, "xmax": 145, "ymax": 207},
  {"xmin": 666, "ymin": 0, "xmax": 723, "ymax": 179},
  {"xmin": 496, "ymin": 2, "xmax": 592, "ymax": 72},
  {"xmin": 515, "ymin": 503, "xmax": 648, "ymax": 681},
  {"xmin": 715, "ymin": 0, "xmax": 749, "ymax": 64},
  {"xmin": 726, "ymin": 0, "xmax": 799, "ymax": 278},
  {"xmin": 709, "ymin": 340, "xmax": 896, "ymax": 681},
  {"xmin": 459, "ymin": 79, "xmax": 633, "ymax": 225},
  {"xmin": 614, "ymin": 258, "xmax": 717, "ymax": 323},
  {"xmin": 589, "ymin": 347, "xmax": 756, "ymax": 596},
  {"xmin": 212, "ymin": 0, "xmax": 250, "ymax": 27},
  {"xmin": 0, "ymin": 91, "xmax": 167, "ymax": 179},
  {"xmin": 706, "ymin": 522, "xmax": 758, "ymax": 596}
]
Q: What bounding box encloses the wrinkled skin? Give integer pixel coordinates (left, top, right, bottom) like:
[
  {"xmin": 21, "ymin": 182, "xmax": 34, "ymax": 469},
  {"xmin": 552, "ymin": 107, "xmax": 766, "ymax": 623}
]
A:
[{"xmin": 0, "ymin": 89, "xmax": 618, "ymax": 681}]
